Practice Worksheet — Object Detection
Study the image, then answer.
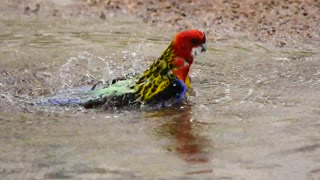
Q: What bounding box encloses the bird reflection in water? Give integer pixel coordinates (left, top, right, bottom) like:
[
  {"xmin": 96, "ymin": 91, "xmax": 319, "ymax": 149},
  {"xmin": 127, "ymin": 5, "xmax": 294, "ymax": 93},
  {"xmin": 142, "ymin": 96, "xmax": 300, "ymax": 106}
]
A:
[{"xmin": 150, "ymin": 106, "xmax": 212, "ymax": 167}]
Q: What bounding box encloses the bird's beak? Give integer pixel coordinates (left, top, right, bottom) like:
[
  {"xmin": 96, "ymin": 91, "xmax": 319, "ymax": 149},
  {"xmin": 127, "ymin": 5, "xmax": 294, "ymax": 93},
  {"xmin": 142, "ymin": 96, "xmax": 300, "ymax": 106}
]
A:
[{"xmin": 201, "ymin": 43, "xmax": 207, "ymax": 52}]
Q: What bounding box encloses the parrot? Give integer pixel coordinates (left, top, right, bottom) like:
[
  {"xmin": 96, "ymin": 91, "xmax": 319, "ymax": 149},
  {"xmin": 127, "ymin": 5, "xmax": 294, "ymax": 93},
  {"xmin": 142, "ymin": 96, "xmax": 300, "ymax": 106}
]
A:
[{"xmin": 35, "ymin": 29, "xmax": 207, "ymax": 109}]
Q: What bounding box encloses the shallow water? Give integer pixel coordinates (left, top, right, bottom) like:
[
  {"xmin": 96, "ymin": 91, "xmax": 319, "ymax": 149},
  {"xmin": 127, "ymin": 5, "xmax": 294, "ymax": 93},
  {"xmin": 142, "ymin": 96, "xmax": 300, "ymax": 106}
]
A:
[{"xmin": 1, "ymin": 2, "xmax": 320, "ymax": 180}]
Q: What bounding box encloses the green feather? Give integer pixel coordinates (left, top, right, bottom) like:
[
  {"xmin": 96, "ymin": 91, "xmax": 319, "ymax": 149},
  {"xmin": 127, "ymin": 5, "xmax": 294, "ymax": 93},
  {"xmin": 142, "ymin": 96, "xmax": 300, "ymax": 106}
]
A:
[
  {"xmin": 95, "ymin": 79, "xmax": 136, "ymax": 98},
  {"xmin": 79, "ymin": 75, "xmax": 139, "ymax": 108}
]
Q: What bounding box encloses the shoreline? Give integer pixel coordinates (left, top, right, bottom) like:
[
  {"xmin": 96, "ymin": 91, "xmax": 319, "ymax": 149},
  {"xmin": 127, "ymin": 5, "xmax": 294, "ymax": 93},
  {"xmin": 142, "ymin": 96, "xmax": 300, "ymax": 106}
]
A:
[
  {"xmin": 97, "ymin": 0, "xmax": 320, "ymax": 47},
  {"xmin": 3, "ymin": 0, "xmax": 320, "ymax": 47}
]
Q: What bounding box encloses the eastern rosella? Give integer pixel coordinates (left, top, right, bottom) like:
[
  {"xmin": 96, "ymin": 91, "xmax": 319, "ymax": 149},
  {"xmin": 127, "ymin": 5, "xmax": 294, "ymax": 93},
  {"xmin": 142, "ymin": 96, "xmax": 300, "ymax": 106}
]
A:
[{"xmin": 37, "ymin": 30, "xmax": 207, "ymax": 108}]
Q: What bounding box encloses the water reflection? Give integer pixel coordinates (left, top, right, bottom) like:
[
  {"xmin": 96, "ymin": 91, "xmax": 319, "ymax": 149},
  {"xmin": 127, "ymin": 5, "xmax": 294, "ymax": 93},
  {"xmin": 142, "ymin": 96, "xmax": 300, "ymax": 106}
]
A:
[{"xmin": 150, "ymin": 106, "xmax": 211, "ymax": 165}]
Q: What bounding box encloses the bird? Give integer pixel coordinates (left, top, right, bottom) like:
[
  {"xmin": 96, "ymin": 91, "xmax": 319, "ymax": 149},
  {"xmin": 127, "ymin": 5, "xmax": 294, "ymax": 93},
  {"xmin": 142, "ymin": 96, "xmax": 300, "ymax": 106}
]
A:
[{"xmin": 36, "ymin": 29, "xmax": 207, "ymax": 109}]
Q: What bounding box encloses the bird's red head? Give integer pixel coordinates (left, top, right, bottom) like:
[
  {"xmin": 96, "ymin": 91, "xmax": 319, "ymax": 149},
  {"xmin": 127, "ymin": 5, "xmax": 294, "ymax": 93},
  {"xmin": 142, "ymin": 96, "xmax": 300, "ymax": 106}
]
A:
[
  {"xmin": 172, "ymin": 29, "xmax": 207, "ymax": 64},
  {"xmin": 171, "ymin": 29, "xmax": 207, "ymax": 81}
]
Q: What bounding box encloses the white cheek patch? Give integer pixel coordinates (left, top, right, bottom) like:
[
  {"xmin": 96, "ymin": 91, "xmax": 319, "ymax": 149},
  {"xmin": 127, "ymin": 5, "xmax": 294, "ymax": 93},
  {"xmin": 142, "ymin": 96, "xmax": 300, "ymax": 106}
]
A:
[
  {"xmin": 192, "ymin": 43, "xmax": 207, "ymax": 57},
  {"xmin": 191, "ymin": 46, "xmax": 202, "ymax": 57}
]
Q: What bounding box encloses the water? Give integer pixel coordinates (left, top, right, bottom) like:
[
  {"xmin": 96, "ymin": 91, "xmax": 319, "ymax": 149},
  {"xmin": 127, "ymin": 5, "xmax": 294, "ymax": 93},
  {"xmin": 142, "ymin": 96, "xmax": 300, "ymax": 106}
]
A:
[{"xmin": 1, "ymin": 2, "xmax": 320, "ymax": 180}]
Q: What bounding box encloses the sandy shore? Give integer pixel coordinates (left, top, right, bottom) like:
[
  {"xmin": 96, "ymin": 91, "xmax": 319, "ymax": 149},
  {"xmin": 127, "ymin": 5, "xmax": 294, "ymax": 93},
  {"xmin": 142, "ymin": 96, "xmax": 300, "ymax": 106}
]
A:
[
  {"xmin": 95, "ymin": 0, "xmax": 319, "ymax": 46},
  {"xmin": 4, "ymin": 0, "xmax": 320, "ymax": 46}
]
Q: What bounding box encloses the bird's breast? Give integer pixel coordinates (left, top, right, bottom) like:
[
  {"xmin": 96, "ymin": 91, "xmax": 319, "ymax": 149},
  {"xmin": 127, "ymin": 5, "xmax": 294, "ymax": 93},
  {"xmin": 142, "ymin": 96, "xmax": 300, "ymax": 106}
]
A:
[{"xmin": 172, "ymin": 57, "xmax": 191, "ymax": 82}]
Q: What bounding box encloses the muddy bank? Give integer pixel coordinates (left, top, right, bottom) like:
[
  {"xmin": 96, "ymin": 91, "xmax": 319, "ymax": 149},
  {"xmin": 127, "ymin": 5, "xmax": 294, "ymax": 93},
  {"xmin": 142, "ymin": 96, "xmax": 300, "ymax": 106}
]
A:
[
  {"xmin": 90, "ymin": 0, "xmax": 320, "ymax": 47},
  {"xmin": 5, "ymin": 0, "xmax": 319, "ymax": 47}
]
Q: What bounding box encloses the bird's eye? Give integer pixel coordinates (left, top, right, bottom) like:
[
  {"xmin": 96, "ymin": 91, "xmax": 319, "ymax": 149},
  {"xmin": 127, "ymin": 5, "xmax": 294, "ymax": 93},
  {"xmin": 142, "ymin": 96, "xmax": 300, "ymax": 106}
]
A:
[{"xmin": 191, "ymin": 38, "xmax": 199, "ymax": 45}]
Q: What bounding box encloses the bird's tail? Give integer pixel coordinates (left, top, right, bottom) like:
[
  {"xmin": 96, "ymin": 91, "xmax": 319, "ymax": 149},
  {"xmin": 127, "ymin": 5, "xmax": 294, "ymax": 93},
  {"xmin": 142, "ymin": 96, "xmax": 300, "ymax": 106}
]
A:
[
  {"xmin": 32, "ymin": 77, "xmax": 138, "ymax": 108},
  {"xmin": 31, "ymin": 85, "xmax": 96, "ymax": 106}
]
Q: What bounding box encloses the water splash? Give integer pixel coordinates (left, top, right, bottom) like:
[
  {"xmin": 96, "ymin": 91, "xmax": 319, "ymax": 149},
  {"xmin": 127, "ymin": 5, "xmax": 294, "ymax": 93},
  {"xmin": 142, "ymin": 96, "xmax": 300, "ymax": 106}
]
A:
[{"xmin": 57, "ymin": 40, "xmax": 150, "ymax": 90}]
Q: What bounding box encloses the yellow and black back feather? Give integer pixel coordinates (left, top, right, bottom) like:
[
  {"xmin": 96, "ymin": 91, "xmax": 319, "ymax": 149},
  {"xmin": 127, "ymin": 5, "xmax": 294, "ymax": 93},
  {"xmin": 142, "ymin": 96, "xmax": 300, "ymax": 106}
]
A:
[{"xmin": 134, "ymin": 43, "xmax": 177, "ymax": 103}]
